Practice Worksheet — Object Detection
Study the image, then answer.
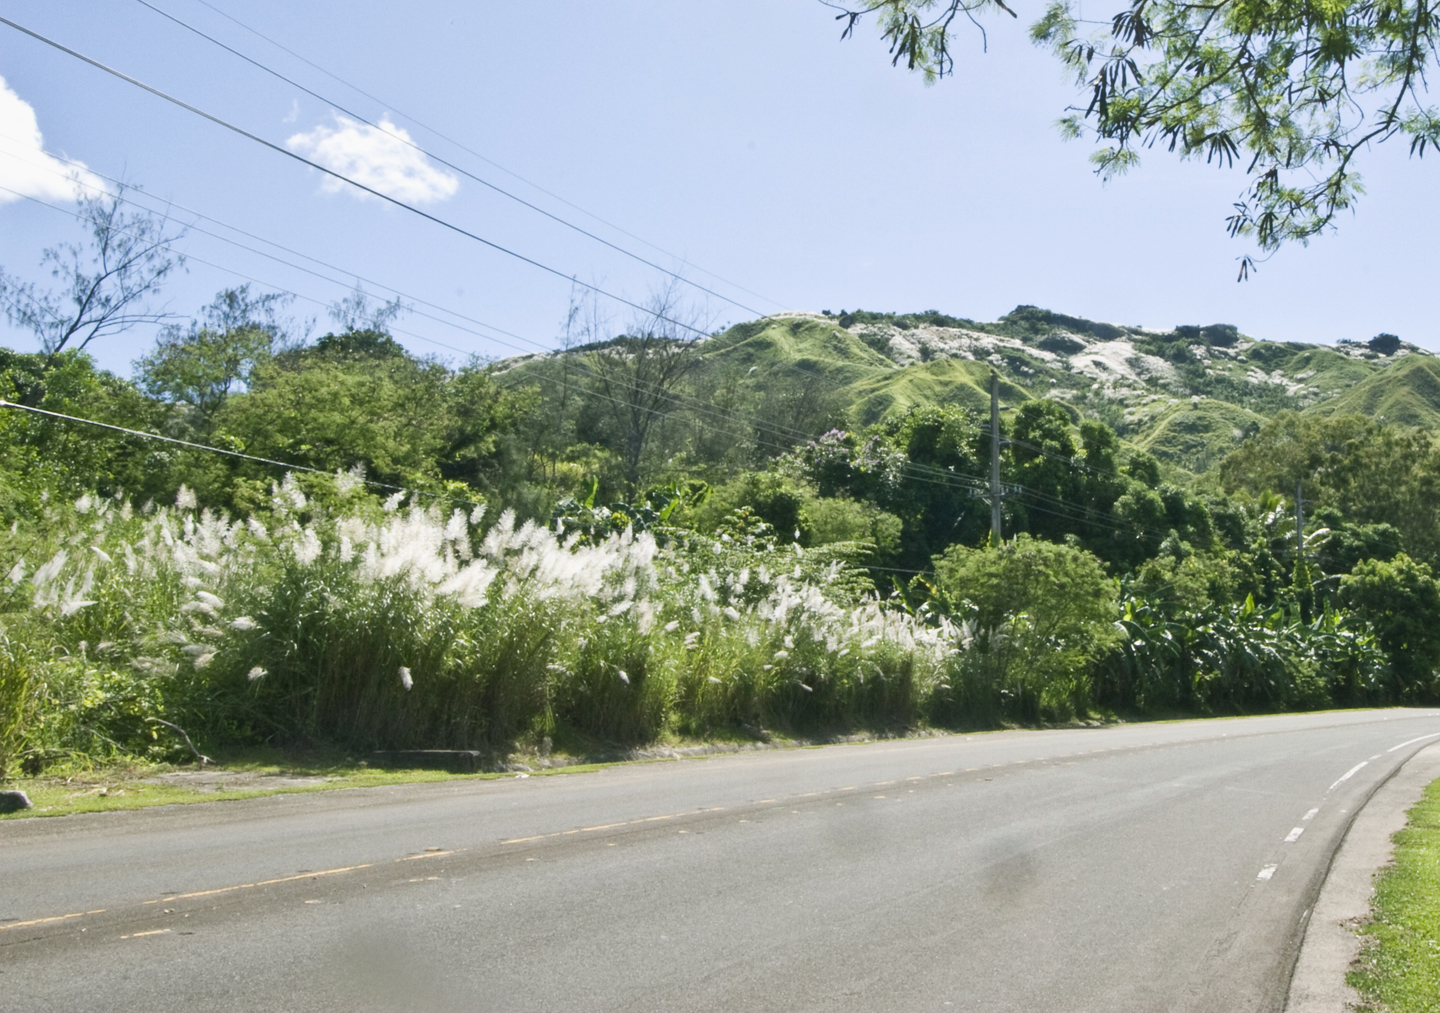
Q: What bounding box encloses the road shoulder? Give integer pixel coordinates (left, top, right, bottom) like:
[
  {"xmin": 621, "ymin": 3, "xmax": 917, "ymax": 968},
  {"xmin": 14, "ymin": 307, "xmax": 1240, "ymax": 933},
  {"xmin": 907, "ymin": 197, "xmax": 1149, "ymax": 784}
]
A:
[{"xmin": 1285, "ymin": 741, "xmax": 1440, "ymax": 1013}]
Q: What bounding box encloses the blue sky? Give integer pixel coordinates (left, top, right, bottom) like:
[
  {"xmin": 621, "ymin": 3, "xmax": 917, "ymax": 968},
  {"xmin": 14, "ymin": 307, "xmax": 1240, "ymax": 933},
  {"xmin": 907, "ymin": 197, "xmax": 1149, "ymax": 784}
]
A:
[{"xmin": 1, "ymin": 0, "xmax": 1435, "ymax": 378}]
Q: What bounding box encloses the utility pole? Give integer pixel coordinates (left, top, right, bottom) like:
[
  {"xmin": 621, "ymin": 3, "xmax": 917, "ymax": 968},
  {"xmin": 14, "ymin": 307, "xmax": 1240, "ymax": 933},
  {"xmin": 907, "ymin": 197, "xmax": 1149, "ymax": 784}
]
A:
[
  {"xmin": 990, "ymin": 372, "xmax": 1003, "ymax": 542},
  {"xmin": 1295, "ymin": 478, "xmax": 1304, "ymax": 564}
]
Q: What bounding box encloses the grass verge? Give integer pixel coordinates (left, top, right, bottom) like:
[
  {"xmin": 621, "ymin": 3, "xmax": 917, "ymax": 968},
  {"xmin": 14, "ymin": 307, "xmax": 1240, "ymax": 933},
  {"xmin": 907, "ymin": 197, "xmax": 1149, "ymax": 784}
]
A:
[
  {"xmin": 0, "ymin": 730, "xmax": 919, "ymax": 820},
  {"xmin": 1349, "ymin": 775, "xmax": 1440, "ymax": 1012},
  {"xmin": 0, "ymin": 749, "xmax": 617, "ymax": 820}
]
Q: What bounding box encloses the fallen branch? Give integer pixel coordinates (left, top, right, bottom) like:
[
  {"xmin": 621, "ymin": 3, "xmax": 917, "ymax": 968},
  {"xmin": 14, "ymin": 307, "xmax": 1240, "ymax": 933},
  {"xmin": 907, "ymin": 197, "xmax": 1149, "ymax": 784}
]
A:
[{"xmin": 147, "ymin": 718, "xmax": 212, "ymax": 765}]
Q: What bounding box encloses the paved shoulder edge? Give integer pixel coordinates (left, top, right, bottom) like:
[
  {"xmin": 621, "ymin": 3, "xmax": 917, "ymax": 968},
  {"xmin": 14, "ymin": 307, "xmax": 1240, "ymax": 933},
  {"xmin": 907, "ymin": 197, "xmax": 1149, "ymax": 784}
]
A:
[{"xmin": 1284, "ymin": 741, "xmax": 1440, "ymax": 1013}]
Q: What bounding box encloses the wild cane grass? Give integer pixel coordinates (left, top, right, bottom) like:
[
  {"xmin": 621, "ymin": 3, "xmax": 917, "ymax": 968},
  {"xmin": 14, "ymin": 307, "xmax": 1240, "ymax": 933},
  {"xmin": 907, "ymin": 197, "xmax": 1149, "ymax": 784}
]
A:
[{"xmin": 1, "ymin": 481, "xmax": 962, "ymax": 761}]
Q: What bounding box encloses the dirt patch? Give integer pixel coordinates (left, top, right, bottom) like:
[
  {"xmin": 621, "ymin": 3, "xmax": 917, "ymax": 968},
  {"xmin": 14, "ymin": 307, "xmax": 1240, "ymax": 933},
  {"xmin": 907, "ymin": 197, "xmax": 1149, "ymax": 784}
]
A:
[{"xmin": 141, "ymin": 769, "xmax": 336, "ymax": 792}]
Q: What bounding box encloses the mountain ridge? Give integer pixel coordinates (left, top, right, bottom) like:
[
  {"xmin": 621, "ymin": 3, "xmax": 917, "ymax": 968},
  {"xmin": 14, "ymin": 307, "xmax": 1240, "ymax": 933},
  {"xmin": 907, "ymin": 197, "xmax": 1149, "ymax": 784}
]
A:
[{"xmin": 495, "ymin": 305, "xmax": 1435, "ymax": 474}]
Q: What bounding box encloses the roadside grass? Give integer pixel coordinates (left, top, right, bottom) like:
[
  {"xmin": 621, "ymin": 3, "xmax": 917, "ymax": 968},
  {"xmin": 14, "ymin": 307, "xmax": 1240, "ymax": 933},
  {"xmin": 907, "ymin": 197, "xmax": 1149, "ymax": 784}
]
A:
[
  {"xmin": 1349, "ymin": 776, "xmax": 1440, "ymax": 1012},
  {"xmin": 5, "ymin": 710, "xmax": 1381, "ymax": 822},
  {"xmin": 0, "ymin": 730, "xmax": 911, "ymax": 819},
  {"xmin": 0, "ymin": 748, "xmax": 608, "ymax": 820}
]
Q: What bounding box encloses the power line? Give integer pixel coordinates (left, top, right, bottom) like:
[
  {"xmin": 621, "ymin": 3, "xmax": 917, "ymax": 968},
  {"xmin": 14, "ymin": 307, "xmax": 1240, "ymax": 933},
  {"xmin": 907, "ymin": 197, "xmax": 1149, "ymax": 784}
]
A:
[
  {"xmin": 1, "ymin": 162, "xmax": 1182, "ymax": 542},
  {"xmin": 4, "ymin": 181, "xmax": 859, "ymax": 489},
  {"xmin": 183, "ymin": 0, "xmax": 786, "ymax": 313},
  {"xmin": 0, "ymin": 14, "xmax": 719, "ymax": 342},
  {"xmin": 4, "ymin": 153, "xmax": 898, "ymax": 478},
  {"xmin": 0, "ymin": 199, "xmax": 1168, "ymax": 542},
  {"xmin": 0, "ymin": 394, "xmax": 939, "ymax": 578},
  {"xmin": 8, "ymin": 133, "xmax": 963, "ymax": 473},
  {"xmin": 130, "ymin": 0, "xmax": 777, "ymax": 322},
  {"xmin": 2, "ymin": 176, "xmax": 836, "ymax": 470},
  {"xmin": 0, "ymin": 397, "xmax": 421, "ymax": 493}
]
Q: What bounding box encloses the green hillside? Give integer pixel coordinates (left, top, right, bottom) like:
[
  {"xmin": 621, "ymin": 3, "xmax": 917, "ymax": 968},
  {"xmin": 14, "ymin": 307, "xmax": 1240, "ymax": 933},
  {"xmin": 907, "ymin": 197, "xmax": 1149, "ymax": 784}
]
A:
[
  {"xmin": 1131, "ymin": 398, "xmax": 1268, "ymax": 474},
  {"xmin": 496, "ymin": 306, "xmax": 1437, "ymax": 474},
  {"xmin": 1306, "ymin": 354, "xmax": 1440, "ymax": 427}
]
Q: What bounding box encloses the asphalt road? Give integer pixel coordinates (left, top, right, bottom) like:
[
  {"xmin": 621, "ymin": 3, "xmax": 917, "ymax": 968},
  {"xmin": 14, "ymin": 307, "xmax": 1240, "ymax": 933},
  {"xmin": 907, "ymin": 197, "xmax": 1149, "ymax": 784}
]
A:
[{"xmin": 4, "ymin": 709, "xmax": 1440, "ymax": 1012}]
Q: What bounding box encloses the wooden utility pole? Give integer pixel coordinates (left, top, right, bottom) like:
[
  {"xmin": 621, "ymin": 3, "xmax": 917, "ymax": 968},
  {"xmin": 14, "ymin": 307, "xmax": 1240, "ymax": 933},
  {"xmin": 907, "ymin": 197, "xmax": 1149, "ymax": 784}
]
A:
[
  {"xmin": 1295, "ymin": 478, "xmax": 1304, "ymax": 564},
  {"xmin": 990, "ymin": 372, "xmax": 1003, "ymax": 542}
]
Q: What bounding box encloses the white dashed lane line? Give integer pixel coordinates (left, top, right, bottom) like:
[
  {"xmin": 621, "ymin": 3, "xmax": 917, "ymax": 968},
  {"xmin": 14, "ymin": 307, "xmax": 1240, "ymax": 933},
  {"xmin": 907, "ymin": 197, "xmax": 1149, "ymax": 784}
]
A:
[
  {"xmin": 1328, "ymin": 762, "xmax": 1368, "ymax": 792},
  {"xmin": 1387, "ymin": 732, "xmax": 1440, "ymax": 753},
  {"xmin": 1284, "ymin": 827, "xmax": 1304, "ymax": 843}
]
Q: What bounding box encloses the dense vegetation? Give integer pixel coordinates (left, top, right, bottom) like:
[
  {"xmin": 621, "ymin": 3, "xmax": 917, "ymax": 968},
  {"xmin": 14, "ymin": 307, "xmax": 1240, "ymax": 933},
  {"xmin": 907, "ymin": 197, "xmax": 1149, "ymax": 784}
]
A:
[{"xmin": 3, "ymin": 286, "xmax": 1439, "ymax": 776}]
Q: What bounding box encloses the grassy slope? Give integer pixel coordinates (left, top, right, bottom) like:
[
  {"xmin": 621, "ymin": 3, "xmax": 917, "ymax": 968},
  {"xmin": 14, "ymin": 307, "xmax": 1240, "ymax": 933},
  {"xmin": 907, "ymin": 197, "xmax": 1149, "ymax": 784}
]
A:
[
  {"xmin": 497, "ymin": 307, "xmax": 1439, "ymax": 467},
  {"xmin": 1349, "ymin": 775, "xmax": 1440, "ymax": 1011},
  {"xmin": 846, "ymin": 359, "xmax": 1033, "ymax": 426},
  {"xmin": 1307, "ymin": 355, "xmax": 1440, "ymax": 429},
  {"xmin": 706, "ymin": 316, "xmax": 895, "ymax": 382},
  {"xmin": 1134, "ymin": 399, "xmax": 1269, "ymax": 475}
]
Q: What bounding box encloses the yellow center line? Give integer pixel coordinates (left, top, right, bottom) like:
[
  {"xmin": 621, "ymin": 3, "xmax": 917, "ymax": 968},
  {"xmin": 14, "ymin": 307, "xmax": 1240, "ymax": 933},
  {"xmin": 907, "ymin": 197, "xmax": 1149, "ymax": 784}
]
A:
[
  {"xmin": 254, "ymin": 864, "xmax": 373, "ymax": 885},
  {"xmin": 0, "ymin": 911, "xmax": 86, "ymax": 931},
  {"xmin": 501, "ymin": 807, "xmax": 731, "ymax": 846},
  {"xmin": 169, "ymin": 862, "xmax": 373, "ymax": 900},
  {"xmin": 170, "ymin": 883, "xmax": 255, "ymax": 900},
  {"xmin": 8, "ymin": 858, "xmax": 391, "ymax": 936},
  {"xmin": 121, "ymin": 928, "xmax": 171, "ymax": 939}
]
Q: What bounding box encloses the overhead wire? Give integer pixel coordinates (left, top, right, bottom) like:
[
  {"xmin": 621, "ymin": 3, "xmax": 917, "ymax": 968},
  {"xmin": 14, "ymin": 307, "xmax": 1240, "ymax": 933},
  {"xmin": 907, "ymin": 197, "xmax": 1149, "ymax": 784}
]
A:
[
  {"xmin": 0, "ymin": 396, "xmax": 942, "ymax": 578},
  {"xmin": 182, "ymin": 0, "xmax": 786, "ymax": 312},
  {"xmin": 8, "ymin": 171, "xmax": 1180, "ymax": 543},
  {"xmin": 0, "ymin": 182, "xmax": 853, "ymax": 482},
  {"xmin": 0, "ymin": 14, "xmax": 722, "ymax": 343},
  {"xmin": 0, "ymin": 104, "xmax": 1182, "ymax": 543},
  {"xmin": 2, "ymin": 151, "xmax": 906, "ymax": 477},
  {"xmin": 129, "ymin": 0, "xmax": 778, "ymax": 322},
  {"xmin": 9, "ymin": 174, "xmax": 1181, "ymax": 542},
  {"xmin": 0, "ymin": 398, "xmax": 421, "ymax": 495},
  {"xmin": 0, "ymin": 175, "xmax": 839, "ymax": 475}
]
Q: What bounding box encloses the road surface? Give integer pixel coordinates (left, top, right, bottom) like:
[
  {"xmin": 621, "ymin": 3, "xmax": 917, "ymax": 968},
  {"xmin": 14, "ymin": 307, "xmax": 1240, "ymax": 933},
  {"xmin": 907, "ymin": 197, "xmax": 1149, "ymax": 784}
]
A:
[{"xmin": 4, "ymin": 709, "xmax": 1439, "ymax": 1011}]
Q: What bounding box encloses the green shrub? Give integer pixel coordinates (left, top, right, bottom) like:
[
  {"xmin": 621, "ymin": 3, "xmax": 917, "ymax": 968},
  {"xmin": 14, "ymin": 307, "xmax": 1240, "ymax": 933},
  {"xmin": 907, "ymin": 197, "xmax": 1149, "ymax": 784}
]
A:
[{"xmin": 928, "ymin": 536, "xmax": 1120, "ymax": 722}]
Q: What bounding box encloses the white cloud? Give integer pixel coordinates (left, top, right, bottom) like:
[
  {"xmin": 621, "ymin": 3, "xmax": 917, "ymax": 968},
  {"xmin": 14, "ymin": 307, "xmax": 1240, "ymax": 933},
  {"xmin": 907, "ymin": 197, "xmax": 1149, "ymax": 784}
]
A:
[
  {"xmin": 285, "ymin": 114, "xmax": 458, "ymax": 205},
  {"xmin": 0, "ymin": 75, "xmax": 105, "ymax": 204}
]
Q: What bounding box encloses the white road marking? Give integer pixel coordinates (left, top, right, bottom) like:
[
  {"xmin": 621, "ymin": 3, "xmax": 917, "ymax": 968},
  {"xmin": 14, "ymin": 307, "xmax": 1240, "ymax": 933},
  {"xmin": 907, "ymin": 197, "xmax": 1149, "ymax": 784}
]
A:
[
  {"xmin": 1328, "ymin": 762, "xmax": 1368, "ymax": 792},
  {"xmin": 1257, "ymin": 865, "xmax": 1277, "ymax": 881},
  {"xmin": 1285, "ymin": 827, "xmax": 1304, "ymax": 843},
  {"xmin": 1302, "ymin": 808, "xmax": 1319, "ymax": 821},
  {"xmin": 1387, "ymin": 732, "xmax": 1440, "ymax": 753}
]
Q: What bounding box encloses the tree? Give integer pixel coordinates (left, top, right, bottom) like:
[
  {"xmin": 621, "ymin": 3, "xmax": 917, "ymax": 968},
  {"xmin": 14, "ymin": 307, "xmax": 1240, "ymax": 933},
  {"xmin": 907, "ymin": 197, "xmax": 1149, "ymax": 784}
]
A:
[
  {"xmin": 0, "ymin": 187, "xmax": 185, "ymax": 362},
  {"xmin": 327, "ymin": 283, "xmax": 406, "ymax": 335},
  {"xmin": 827, "ymin": 0, "xmax": 1439, "ymax": 267},
  {"xmin": 1338, "ymin": 554, "xmax": 1440, "ymax": 700},
  {"xmin": 0, "ymin": 347, "xmax": 170, "ymax": 516},
  {"xmin": 1220, "ymin": 412, "xmax": 1440, "ymax": 568},
  {"xmin": 581, "ymin": 287, "xmax": 706, "ymax": 495},
  {"xmin": 929, "ymin": 535, "xmax": 1121, "ymax": 719},
  {"xmin": 134, "ymin": 286, "xmax": 292, "ymax": 422},
  {"xmin": 214, "ymin": 335, "xmax": 453, "ymax": 488}
]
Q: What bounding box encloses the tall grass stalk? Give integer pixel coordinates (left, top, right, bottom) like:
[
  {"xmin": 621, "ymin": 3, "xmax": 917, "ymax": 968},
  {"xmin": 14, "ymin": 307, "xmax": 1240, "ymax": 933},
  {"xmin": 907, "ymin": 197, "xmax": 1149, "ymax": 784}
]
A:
[{"xmin": 0, "ymin": 482, "xmax": 960, "ymax": 761}]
